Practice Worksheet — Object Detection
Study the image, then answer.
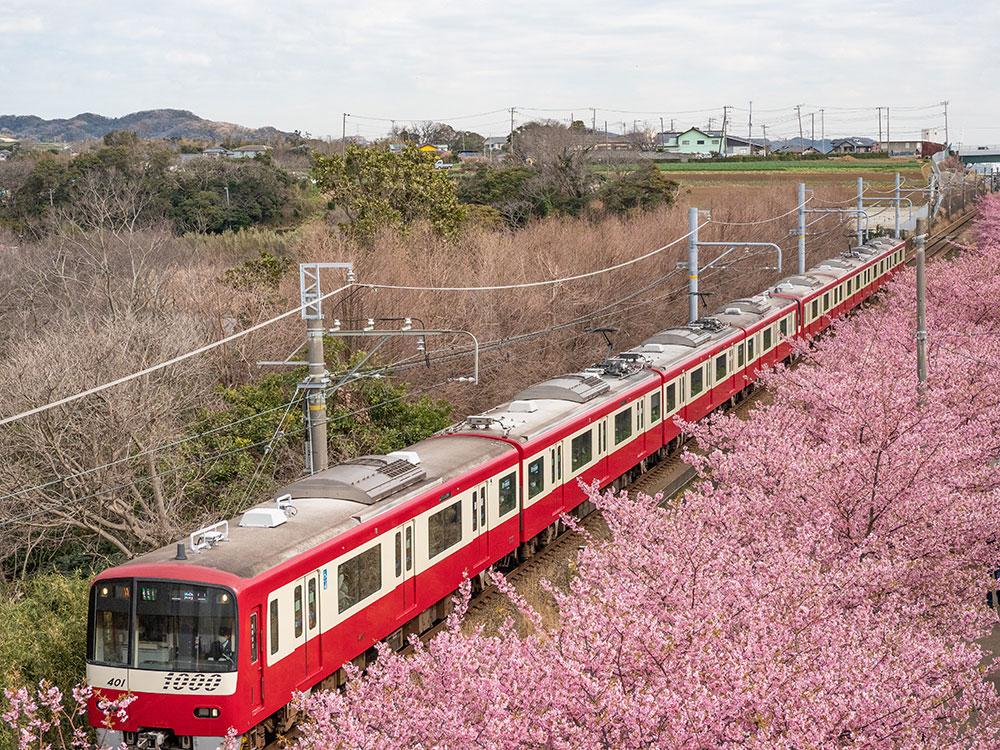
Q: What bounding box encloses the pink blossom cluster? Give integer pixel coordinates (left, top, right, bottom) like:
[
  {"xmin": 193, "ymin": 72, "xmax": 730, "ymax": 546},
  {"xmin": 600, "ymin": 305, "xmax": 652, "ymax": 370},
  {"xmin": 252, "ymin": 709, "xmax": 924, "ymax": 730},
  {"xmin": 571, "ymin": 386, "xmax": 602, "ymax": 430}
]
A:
[
  {"xmin": 291, "ymin": 194, "xmax": 1000, "ymax": 749},
  {"xmin": 1, "ymin": 680, "xmax": 133, "ymax": 750}
]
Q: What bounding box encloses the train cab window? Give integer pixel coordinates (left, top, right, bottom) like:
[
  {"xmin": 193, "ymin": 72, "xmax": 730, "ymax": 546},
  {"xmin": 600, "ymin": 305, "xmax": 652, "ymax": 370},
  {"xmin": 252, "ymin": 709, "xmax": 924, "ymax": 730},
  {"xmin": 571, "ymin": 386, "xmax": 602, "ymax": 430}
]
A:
[
  {"xmin": 737, "ymin": 344, "xmax": 745, "ymax": 368},
  {"xmin": 527, "ymin": 458, "xmax": 544, "ymax": 498},
  {"xmin": 269, "ymin": 600, "xmax": 279, "ymax": 655},
  {"xmin": 293, "ymin": 585, "xmax": 303, "ymax": 638},
  {"xmin": 307, "ymin": 579, "xmax": 317, "ymax": 631},
  {"xmin": 666, "ymin": 382, "xmax": 676, "ymax": 412},
  {"xmin": 689, "ymin": 367, "xmax": 703, "ymax": 398},
  {"xmin": 90, "ymin": 581, "xmax": 131, "ymax": 667},
  {"xmin": 395, "ymin": 532, "xmax": 402, "ymax": 577},
  {"xmin": 650, "ymin": 392, "xmax": 661, "ymax": 422},
  {"xmin": 715, "ymin": 354, "xmax": 727, "ymax": 381},
  {"xmin": 338, "ymin": 544, "xmax": 383, "ymax": 612},
  {"xmin": 498, "ymin": 472, "xmax": 517, "ymax": 516},
  {"xmin": 127, "ymin": 582, "xmax": 236, "ymax": 672},
  {"xmin": 571, "ymin": 431, "xmax": 593, "ymax": 472},
  {"xmin": 763, "ymin": 327, "xmax": 773, "ymax": 351},
  {"xmin": 614, "ymin": 409, "xmax": 632, "ymax": 445}
]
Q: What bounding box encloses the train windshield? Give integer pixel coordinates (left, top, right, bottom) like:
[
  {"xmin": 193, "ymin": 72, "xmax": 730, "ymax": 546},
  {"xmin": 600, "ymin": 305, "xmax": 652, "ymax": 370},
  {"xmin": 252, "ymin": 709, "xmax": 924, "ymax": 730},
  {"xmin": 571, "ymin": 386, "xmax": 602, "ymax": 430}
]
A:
[{"xmin": 90, "ymin": 579, "xmax": 237, "ymax": 673}]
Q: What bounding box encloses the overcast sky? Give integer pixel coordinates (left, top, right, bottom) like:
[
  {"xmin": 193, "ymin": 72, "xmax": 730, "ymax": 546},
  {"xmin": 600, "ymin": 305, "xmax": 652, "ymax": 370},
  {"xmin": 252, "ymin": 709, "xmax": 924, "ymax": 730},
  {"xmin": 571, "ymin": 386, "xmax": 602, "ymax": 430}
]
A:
[{"xmin": 1, "ymin": 0, "xmax": 996, "ymax": 145}]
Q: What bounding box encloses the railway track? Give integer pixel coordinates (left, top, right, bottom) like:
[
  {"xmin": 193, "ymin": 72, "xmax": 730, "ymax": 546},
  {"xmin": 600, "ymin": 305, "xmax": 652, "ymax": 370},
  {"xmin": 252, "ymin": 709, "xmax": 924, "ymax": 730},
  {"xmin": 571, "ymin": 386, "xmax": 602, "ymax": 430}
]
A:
[{"xmin": 906, "ymin": 209, "xmax": 977, "ymax": 265}]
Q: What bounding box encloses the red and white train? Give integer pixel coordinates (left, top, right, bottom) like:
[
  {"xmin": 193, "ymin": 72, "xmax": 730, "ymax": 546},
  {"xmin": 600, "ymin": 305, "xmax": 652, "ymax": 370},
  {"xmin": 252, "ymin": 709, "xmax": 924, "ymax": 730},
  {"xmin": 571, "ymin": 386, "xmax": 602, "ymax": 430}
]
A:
[{"xmin": 87, "ymin": 236, "xmax": 907, "ymax": 749}]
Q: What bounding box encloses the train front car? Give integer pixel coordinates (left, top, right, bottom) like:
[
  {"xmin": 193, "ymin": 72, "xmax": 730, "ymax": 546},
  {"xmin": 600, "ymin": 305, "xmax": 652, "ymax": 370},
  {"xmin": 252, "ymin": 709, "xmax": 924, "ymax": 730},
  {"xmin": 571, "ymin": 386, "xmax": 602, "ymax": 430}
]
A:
[{"xmin": 86, "ymin": 563, "xmax": 246, "ymax": 750}]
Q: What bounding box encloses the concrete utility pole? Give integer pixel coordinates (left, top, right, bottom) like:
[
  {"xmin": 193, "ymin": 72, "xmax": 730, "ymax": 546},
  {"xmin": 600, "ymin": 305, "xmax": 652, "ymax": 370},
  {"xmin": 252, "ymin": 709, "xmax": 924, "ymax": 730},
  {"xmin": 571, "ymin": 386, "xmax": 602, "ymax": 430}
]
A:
[
  {"xmin": 877, "ymin": 107, "xmax": 883, "ymax": 148},
  {"xmin": 797, "ymin": 183, "xmax": 807, "ymax": 274},
  {"xmin": 509, "ymin": 107, "xmax": 515, "ymax": 154},
  {"xmin": 748, "ymin": 100, "xmax": 752, "ymax": 139},
  {"xmin": 856, "ymin": 177, "xmax": 864, "ymax": 247},
  {"xmin": 811, "ymin": 112, "xmax": 815, "ymax": 146},
  {"xmin": 886, "ymin": 107, "xmax": 890, "ymax": 153},
  {"xmin": 762, "ymin": 124, "xmax": 768, "ymax": 155},
  {"xmin": 893, "ymin": 172, "xmax": 901, "ymax": 240},
  {"xmin": 796, "ymin": 104, "xmax": 804, "ymax": 150},
  {"xmin": 342, "ymin": 113, "xmax": 348, "ymax": 154},
  {"xmin": 820, "ymin": 108, "xmax": 825, "ymax": 149},
  {"xmin": 915, "ymin": 217, "xmax": 928, "ymax": 391},
  {"xmin": 688, "ymin": 207, "xmax": 700, "ymax": 323},
  {"xmin": 719, "ymin": 106, "xmax": 729, "ymax": 157},
  {"xmin": 943, "ymin": 100, "xmax": 949, "ymax": 146}
]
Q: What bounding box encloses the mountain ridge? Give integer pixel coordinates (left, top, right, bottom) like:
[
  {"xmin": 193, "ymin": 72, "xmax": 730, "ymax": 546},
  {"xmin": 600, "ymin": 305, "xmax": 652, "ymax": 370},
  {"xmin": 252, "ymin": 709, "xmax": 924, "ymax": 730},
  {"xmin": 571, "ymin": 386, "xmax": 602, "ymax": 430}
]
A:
[{"xmin": 0, "ymin": 108, "xmax": 295, "ymax": 143}]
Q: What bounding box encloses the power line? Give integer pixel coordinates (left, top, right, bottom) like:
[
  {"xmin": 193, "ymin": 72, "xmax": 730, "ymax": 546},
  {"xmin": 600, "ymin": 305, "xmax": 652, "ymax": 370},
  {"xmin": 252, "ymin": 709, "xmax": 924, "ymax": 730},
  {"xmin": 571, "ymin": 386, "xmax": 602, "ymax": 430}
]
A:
[{"xmin": 0, "ymin": 283, "xmax": 353, "ymax": 429}]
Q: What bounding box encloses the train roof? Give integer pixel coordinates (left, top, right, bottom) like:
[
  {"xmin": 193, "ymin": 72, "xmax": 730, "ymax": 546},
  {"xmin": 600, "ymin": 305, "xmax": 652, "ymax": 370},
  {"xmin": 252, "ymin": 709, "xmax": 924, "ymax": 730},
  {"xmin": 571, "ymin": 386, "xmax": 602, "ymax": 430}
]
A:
[
  {"xmin": 774, "ymin": 238, "xmax": 900, "ymax": 296},
  {"xmin": 439, "ymin": 362, "xmax": 659, "ymax": 445},
  {"xmin": 122, "ymin": 435, "xmax": 515, "ymax": 580}
]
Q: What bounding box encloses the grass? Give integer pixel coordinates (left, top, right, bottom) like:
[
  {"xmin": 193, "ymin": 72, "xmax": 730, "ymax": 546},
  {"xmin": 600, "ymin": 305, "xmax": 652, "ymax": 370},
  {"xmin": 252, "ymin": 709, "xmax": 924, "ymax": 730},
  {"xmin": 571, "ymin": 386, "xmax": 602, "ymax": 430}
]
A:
[{"xmin": 652, "ymin": 160, "xmax": 922, "ymax": 173}]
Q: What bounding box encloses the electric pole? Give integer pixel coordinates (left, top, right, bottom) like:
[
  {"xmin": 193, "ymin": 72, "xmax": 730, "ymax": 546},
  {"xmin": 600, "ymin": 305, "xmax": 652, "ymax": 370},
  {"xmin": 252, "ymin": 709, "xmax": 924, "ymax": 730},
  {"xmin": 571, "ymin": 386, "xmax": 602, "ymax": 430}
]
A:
[
  {"xmin": 915, "ymin": 217, "xmax": 928, "ymax": 392},
  {"xmin": 877, "ymin": 107, "xmax": 883, "ymax": 149},
  {"xmin": 748, "ymin": 100, "xmax": 752, "ymax": 139},
  {"xmin": 342, "ymin": 113, "xmax": 348, "ymax": 154},
  {"xmin": 719, "ymin": 106, "xmax": 729, "ymax": 157},
  {"xmin": 886, "ymin": 107, "xmax": 890, "ymax": 154},
  {"xmin": 509, "ymin": 107, "xmax": 515, "ymax": 155},
  {"xmin": 811, "ymin": 112, "xmax": 815, "ymax": 147},
  {"xmin": 762, "ymin": 124, "xmax": 768, "ymax": 156},
  {"xmin": 820, "ymin": 108, "xmax": 825, "ymax": 149},
  {"xmin": 943, "ymin": 100, "xmax": 949, "ymax": 146},
  {"xmin": 796, "ymin": 104, "xmax": 804, "ymax": 151}
]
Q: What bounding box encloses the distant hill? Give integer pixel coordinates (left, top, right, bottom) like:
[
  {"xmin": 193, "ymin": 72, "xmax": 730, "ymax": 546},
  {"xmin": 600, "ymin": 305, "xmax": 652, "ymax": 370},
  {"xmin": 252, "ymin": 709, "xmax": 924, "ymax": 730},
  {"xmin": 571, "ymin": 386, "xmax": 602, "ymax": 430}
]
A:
[{"xmin": 0, "ymin": 109, "xmax": 295, "ymax": 143}]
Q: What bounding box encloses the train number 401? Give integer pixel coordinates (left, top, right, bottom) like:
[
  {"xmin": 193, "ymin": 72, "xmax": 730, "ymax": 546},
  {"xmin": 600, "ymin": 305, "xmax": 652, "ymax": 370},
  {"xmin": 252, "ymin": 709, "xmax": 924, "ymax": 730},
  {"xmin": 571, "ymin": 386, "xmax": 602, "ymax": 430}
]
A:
[{"xmin": 106, "ymin": 677, "xmax": 126, "ymax": 688}]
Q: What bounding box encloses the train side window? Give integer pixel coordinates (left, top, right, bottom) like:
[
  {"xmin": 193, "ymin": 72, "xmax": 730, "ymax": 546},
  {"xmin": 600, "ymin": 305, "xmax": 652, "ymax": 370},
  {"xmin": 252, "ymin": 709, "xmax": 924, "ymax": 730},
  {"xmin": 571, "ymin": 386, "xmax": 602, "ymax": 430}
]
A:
[
  {"xmin": 650, "ymin": 391, "xmax": 661, "ymax": 422},
  {"xmin": 550, "ymin": 450, "xmax": 556, "ymax": 484},
  {"xmin": 811, "ymin": 300, "xmax": 818, "ymax": 320},
  {"xmin": 666, "ymin": 382, "xmax": 676, "ymax": 412},
  {"xmin": 472, "ymin": 489, "xmax": 478, "ymax": 532},
  {"xmin": 823, "ymin": 292, "xmax": 830, "ymax": 311},
  {"xmin": 269, "ymin": 599, "xmax": 279, "ymax": 656},
  {"xmin": 715, "ymin": 354, "xmax": 727, "ymax": 381},
  {"xmin": 428, "ymin": 502, "xmax": 462, "ymax": 559},
  {"xmin": 338, "ymin": 544, "xmax": 383, "ymax": 612},
  {"xmin": 689, "ymin": 367, "xmax": 703, "ymax": 398},
  {"xmin": 556, "ymin": 445, "xmax": 562, "ymax": 480},
  {"xmin": 480, "ymin": 489, "xmax": 487, "ymax": 526},
  {"xmin": 527, "ymin": 458, "xmax": 544, "ymax": 498},
  {"xmin": 250, "ymin": 612, "xmax": 259, "ymax": 664},
  {"xmin": 614, "ymin": 409, "xmax": 632, "ymax": 445},
  {"xmin": 763, "ymin": 327, "xmax": 773, "ymax": 351},
  {"xmin": 405, "ymin": 526, "xmax": 412, "ymax": 571},
  {"xmin": 307, "ymin": 578, "xmax": 317, "ymax": 630},
  {"xmin": 779, "ymin": 317, "xmax": 788, "ymax": 337},
  {"xmin": 293, "ymin": 585, "xmax": 303, "ymax": 638},
  {"xmin": 747, "ymin": 337, "xmax": 756, "ymax": 361},
  {"xmin": 737, "ymin": 344, "xmax": 745, "ymax": 368},
  {"xmin": 395, "ymin": 532, "xmax": 402, "ymax": 577},
  {"xmin": 571, "ymin": 431, "xmax": 592, "ymax": 472},
  {"xmin": 498, "ymin": 472, "xmax": 517, "ymax": 516},
  {"xmin": 596, "ymin": 422, "xmax": 603, "ymax": 453}
]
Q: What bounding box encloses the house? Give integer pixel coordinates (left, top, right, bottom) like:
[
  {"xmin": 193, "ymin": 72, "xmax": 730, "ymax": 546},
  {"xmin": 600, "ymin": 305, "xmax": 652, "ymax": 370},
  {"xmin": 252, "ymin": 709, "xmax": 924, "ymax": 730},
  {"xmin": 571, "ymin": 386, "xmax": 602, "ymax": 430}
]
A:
[
  {"xmin": 228, "ymin": 145, "xmax": 270, "ymax": 159},
  {"xmin": 0, "ymin": 150, "xmax": 10, "ymax": 161},
  {"xmin": 830, "ymin": 137, "xmax": 876, "ymax": 154},
  {"xmin": 203, "ymin": 146, "xmax": 229, "ymax": 157},
  {"xmin": 388, "ymin": 143, "xmax": 405, "ymax": 153},
  {"xmin": 484, "ymin": 136, "xmax": 507, "ymax": 154},
  {"xmin": 657, "ymin": 127, "xmax": 724, "ymax": 156},
  {"xmin": 723, "ymin": 135, "xmax": 766, "ymax": 156}
]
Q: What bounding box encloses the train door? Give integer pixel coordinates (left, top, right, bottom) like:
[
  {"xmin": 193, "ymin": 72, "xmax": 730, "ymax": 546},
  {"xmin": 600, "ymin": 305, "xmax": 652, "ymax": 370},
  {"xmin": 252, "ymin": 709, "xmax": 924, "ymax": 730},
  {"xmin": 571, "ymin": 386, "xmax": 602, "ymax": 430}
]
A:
[
  {"xmin": 249, "ymin": 606, "xmax": 263, "ymax": 711},
  {"xmin": 304, "ymin": 572, "xmax": 321, "ymax": 681},
  {"xmin": 472, "ymin": 484, "xmax": 489, "ymax": 569}
]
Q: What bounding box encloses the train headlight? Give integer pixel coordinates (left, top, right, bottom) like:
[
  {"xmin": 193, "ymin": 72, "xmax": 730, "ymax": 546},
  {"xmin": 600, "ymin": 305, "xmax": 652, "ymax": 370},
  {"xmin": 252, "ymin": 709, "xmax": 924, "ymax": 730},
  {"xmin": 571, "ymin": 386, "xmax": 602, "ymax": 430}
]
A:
[{"xmin": 193, "ymin": 707, "xmax": 220, "ymax": 719}]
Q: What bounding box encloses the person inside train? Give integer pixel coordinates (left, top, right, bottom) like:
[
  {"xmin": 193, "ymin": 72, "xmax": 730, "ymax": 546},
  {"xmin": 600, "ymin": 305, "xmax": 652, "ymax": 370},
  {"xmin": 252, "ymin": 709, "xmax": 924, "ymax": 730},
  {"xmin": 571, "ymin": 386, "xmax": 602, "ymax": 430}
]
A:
[{"xmin": 208, "ymin": 624, "xmax": 233, "ymax": 663}]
